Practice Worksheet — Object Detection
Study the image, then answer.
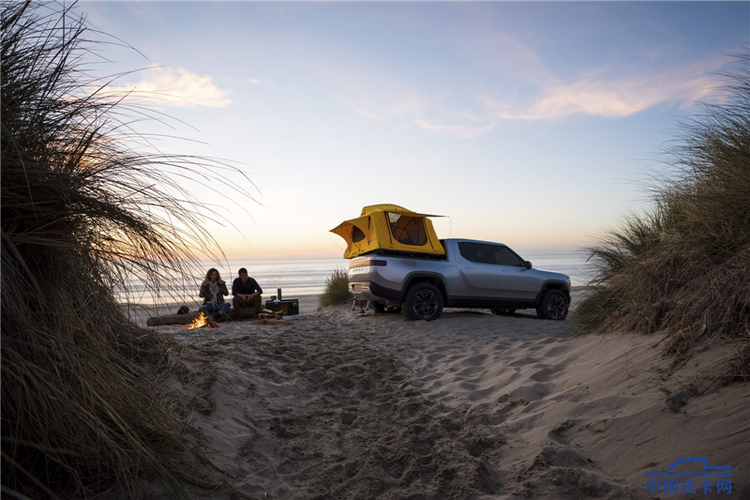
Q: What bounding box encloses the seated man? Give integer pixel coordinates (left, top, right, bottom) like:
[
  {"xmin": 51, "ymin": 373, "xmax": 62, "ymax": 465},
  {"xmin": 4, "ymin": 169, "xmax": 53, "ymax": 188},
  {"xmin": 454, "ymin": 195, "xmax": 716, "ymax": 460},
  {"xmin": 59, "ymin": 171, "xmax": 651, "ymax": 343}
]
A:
[{"xmin": 232, "ymin": 267, "xmax": 263, "ymax": 319}]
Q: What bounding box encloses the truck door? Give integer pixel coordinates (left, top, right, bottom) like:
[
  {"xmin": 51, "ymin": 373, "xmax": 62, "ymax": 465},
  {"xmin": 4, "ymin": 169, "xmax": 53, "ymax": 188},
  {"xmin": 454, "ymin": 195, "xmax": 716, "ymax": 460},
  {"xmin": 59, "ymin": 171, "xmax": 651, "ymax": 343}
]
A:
[
  {"xmin": 487, "ymin": 244, "xmax": 539, "ymax": 300},
  {"xmin": 457, "ymin": 242, "xmax": 498, "ymax": 297}
]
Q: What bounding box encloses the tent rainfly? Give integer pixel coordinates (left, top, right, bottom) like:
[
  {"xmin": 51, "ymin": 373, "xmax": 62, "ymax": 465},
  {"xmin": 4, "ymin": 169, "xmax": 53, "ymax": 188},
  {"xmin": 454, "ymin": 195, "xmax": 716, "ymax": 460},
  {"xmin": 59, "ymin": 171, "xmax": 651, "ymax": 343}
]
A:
[{"xmin": 330, "ymin": 204, "xmax": 445, "ymax": 259}]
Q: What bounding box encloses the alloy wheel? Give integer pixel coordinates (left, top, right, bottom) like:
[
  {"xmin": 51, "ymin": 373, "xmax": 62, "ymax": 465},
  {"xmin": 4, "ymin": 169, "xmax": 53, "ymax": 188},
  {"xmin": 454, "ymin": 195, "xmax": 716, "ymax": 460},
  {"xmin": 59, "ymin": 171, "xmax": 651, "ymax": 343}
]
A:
[
  {"xmin": 413, "ymin": 289, "xmax": 439, "ymax": 319},
  {"xmin": 547, "ymin": 294, "xmax": 568, "ymax": 319}
]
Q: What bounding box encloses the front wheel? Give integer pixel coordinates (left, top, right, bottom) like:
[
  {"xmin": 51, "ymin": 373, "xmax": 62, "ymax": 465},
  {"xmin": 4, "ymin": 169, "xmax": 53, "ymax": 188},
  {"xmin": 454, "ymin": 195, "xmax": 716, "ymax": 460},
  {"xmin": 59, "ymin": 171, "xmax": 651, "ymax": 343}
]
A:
[
  {"xmin": 536, "ymin": 289, "xmax": 569, "ymax": 320},
  {"xmin": 403, "ymin": 283, "xmax": 444, "ymax": 321}
]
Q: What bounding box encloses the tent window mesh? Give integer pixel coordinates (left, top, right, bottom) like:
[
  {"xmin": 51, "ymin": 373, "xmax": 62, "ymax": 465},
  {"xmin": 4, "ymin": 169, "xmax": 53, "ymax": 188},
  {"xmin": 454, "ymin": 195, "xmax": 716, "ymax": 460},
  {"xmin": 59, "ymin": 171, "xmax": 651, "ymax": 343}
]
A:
[
  {"xmin": 351, "ymin": 225, "xmax": 366, "ymax": 242},
  {"xmin": 388, "ymin": 214, "xmax": 427, "ymax": 246}
]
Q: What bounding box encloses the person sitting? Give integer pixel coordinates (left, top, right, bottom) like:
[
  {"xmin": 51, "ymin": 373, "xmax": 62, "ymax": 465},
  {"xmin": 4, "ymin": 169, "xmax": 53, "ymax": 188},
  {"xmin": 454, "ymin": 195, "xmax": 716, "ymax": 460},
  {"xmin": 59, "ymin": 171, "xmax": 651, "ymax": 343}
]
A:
[
  {"xmin": 232, "ymin": 267, "xmax": 263, "ymax": 320},
  {"xmin": 199, "ymin": 268, "xmax": 230, "ymax": 320}
]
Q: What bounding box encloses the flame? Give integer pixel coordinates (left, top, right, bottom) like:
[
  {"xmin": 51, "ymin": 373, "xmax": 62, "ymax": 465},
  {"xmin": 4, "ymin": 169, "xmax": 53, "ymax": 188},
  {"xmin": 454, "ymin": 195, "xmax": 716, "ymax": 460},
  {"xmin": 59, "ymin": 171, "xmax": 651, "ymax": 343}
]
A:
[{"xmin": 188, "ymin": 312, "xmax": 214, "ymax": 329}]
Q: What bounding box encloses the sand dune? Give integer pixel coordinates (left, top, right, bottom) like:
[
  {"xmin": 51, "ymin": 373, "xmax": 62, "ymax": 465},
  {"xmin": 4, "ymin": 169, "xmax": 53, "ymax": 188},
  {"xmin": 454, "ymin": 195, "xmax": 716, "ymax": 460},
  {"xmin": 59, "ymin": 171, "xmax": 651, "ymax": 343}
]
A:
[{"xmin": 146, "ymin": 299, "xmax": 749, "ymax": 499}]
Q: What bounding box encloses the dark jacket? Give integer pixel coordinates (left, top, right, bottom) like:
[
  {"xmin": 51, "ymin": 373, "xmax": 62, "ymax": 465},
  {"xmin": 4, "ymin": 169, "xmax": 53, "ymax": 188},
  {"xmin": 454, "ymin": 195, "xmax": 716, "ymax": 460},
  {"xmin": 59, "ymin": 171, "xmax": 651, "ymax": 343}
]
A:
[
  {"xmin": 199, "ymin": 280, "xmax": 229, "ymax": 305},
  {"xmin": 232, "ymin": 276, "xmax": 263, "ymax": 296}
]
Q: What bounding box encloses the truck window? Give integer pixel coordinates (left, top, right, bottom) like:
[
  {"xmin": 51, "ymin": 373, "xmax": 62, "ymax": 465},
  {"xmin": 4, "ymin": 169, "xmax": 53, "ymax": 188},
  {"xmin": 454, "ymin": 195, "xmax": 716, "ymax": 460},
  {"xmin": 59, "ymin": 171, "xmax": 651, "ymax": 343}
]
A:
[
  {"xmin": 488, "ymin": 245, "xmax": 523, "ymax": 266},
  {"xmin": 459, "ymin": 242, "xmax": 490, "ymax": 264}
]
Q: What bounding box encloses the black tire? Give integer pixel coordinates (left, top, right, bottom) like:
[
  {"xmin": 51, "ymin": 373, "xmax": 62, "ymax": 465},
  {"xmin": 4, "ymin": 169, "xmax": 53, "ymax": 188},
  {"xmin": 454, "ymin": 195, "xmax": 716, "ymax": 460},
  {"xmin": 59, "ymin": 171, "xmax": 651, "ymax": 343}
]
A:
[
  {"xmin": 403, "ymin": 283, "xmax": 444, "ymax": 321},
  {"xmin": 490, "ymin": 307, "xmax": 516, "ymax": 316},
  {"xmin": 372, "ymin": 302, "xmax": 402, "ymax": 314},
  {"xmin": 536, "ymin": 289, "xmax": 569, "ymax": 320}
]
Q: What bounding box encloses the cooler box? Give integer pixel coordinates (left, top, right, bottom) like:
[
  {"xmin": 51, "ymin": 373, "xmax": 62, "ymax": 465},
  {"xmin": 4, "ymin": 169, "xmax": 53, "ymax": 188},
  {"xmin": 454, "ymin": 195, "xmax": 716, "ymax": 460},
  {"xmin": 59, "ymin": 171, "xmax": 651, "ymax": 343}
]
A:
[{"xmin": 265, "ymin": 299, "xmax": 299, "ymax": 316}]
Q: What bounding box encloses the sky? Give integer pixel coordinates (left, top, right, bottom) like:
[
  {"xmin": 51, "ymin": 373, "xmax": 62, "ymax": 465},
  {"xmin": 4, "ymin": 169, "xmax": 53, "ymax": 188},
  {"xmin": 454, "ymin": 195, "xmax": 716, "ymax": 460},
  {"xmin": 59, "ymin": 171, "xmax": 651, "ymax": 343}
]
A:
[{"xmin": 75, "ymin": 1, "xmax": 749, "ymax": 259}]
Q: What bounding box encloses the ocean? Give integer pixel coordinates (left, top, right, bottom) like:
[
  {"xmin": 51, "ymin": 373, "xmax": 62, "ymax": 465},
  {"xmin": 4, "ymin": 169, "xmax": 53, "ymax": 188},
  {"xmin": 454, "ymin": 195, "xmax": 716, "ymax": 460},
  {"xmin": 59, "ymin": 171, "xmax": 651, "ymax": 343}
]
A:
[{"xmin": 118, "ymin": 250, "xmax": 594, "ymax": 306}]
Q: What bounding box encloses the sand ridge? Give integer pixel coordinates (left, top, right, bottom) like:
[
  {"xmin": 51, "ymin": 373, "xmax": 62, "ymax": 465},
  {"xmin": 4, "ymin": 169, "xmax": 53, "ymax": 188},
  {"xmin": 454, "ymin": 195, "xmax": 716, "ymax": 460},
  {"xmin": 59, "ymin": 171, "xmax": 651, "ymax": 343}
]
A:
[{"xmin": 150, "ymin": 304, "xmax": 749, "ymax": 499}]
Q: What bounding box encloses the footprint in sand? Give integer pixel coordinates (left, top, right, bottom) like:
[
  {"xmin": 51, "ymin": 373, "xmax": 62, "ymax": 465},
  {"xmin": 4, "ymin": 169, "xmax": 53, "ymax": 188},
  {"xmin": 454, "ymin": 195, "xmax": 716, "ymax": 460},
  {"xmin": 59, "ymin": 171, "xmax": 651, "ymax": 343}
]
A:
[
  {"xmin": 459, "ymin": 381, "xmax": 477, "ymax": 391},
  {"xmin": 543, "ymin": 345, "xmax": 571, "ymax": 357},
  {"xmin": 478, "ymin": 405, "xmax": 514, "ymax": 425},
  {"xmin": 530, "ymin": 367, "xmax": 553, "ymax": 382},
  {"xmin": 464, "ymin": 353, "xmax": 489, "ymax": 366},
  {"xmin": 466, "ymin": 386, "xmax": 498, "ymax": 402},
  {"xmin": 510, "ymin": 382, "xmax": 550, "ymax": 402},
  {"xmin": 341, "ymin": 408, "xmax": 358, "ymax": 425},
  {"xmin": 548, "ymin": 419, "xmax": 576, "ymax": 443},
  {"xmin": 458, "ymin": 366, "xmax": 486, "ymax": 377},
  {"xmin": 510, "ymin": 357, "xmax": 538, "ymax": 367}
]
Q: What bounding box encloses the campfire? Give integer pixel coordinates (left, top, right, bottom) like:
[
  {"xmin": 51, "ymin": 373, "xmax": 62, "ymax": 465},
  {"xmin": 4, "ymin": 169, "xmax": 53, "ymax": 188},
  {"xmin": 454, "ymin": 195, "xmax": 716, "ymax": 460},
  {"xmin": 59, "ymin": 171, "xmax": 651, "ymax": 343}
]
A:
[{"xmin": 188, "ymin": 312, "xmax": 217, "ymax": 329}]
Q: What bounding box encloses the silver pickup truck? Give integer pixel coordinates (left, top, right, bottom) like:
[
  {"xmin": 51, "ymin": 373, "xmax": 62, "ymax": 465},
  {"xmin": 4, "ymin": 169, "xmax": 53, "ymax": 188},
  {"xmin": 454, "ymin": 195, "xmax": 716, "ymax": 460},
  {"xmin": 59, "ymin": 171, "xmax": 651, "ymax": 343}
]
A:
[{"xmin": 348, "ymin": 238, "xmax": 571, "ymax": 321}]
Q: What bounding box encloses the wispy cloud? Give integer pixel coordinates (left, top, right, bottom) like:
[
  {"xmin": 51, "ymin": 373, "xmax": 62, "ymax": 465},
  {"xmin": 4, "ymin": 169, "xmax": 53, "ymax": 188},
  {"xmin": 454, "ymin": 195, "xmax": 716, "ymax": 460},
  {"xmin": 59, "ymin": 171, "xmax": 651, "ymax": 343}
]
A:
[
  {"xmin": 415, "ymin": 118, "xmax": 497, "ymax": 139},
  {"xmin": 484, "ymin": 65, "xmax": 722, "ymax": 121},
  {"xmin": 345, "ymin": 93, "xmax": 429, "ymax": 122},
  {"xmin": 333, "ymin": 46, "xmax": 727, "ymax": 138},
  {"xmin": 332, "ymin": 64, "xmax": 430, "ymax": 123},
  {"xmin": 104, "ymin": 65, "xmax": 232, "ymax": 108},
  {"xmin": 285, "ymin": 7, "xmax": 736, "ymax": 140},
  {"xmin": 352, "ymin": 57, "xmax": 726, "ymax": 137}
]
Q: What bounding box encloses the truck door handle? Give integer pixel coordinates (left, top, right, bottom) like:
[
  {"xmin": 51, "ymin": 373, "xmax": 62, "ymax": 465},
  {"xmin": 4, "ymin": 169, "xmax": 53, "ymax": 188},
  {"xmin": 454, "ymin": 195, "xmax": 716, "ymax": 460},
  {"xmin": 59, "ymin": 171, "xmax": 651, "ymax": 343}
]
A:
[{"xmin": 465, "ymin": 267, "xmax": 474, "ymax": 270}]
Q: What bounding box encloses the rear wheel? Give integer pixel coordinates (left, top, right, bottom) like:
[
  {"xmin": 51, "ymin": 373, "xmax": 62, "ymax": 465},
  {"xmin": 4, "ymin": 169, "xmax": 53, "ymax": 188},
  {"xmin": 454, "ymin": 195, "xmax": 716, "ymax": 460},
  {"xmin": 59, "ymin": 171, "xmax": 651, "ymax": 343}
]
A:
[
  {"xmin": 536, "ymin": 289, "xmax": 569, "ymax": 320},
  {"xmin": 403, "ymin": 283, "xmax": 443, "ymax": 321}
]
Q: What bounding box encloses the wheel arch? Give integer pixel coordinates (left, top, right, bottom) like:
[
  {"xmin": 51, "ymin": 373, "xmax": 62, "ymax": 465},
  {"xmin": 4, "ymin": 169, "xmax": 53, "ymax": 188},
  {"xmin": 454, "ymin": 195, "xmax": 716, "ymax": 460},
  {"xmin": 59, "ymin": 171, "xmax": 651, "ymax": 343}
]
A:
[
  {"xmin": 402, "ymin": 273, "xmax": 447, "ymax": 302},
  {"xmin": 535, "ymin": 280, "xmax": 570, "ymax": 304}
]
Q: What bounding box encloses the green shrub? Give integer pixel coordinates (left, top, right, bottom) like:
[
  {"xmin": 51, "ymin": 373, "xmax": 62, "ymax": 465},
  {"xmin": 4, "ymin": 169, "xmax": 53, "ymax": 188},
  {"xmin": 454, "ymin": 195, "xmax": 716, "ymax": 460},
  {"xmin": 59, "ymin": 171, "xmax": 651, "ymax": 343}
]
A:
[
  {"xmin": 574, "ymin": 51, "xmax": 750, "ymax": 383},
  {"xmin": 319, "ymin": 267, "xmax": 353, "ymax": 306}
]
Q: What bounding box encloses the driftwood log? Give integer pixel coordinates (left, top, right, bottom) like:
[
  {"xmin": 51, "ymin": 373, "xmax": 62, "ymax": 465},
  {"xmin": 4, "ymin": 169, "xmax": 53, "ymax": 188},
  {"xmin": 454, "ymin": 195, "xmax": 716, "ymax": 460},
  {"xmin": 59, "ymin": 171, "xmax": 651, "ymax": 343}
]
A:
[
  {"xmin": 146, "ymin": 311, "xmax": 199, "ymax": 326},
  {"xmin": 145, "ymin": 308, "xmax": 257, "ymax": 327}
]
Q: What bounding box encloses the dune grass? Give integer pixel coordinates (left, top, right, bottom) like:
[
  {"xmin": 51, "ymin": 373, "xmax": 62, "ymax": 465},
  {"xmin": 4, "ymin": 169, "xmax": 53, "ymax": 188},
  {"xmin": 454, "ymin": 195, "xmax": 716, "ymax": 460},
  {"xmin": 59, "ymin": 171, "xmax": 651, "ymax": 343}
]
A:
[
  {"xmin": 319, "ymin": 267, "xmax": 353, "ymax": 306},
  {"xmin": 1, "ymin": 2, "xmax": 250, "ymax": 497},
  {"xmin": 574, "ymin": 51, "xmax": 750, "ymax": 383}
]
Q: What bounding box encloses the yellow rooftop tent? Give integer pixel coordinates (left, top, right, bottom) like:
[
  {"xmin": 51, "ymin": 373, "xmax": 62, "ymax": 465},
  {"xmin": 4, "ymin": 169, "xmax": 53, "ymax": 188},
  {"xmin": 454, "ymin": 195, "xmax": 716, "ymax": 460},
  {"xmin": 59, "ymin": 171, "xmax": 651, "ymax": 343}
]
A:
[{"xmin": 331, "ymin": 204, "xmax": 445, "ymax": 259}]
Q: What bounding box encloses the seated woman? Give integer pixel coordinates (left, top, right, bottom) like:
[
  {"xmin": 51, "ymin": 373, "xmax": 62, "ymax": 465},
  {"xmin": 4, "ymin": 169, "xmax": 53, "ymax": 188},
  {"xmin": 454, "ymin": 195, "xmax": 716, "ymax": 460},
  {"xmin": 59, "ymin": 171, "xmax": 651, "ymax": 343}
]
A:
[{"xmin": 199, "ymin": 268, "xmax": 230, "ymax": 320}]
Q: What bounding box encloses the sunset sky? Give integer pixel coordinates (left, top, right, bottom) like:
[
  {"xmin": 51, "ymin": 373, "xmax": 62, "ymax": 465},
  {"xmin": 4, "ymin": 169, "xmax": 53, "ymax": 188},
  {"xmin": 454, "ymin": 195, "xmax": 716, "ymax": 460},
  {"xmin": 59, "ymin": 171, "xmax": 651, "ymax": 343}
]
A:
[{"xmin": 77, "ymin": 1, "xmax": 748, "ymax": 259}]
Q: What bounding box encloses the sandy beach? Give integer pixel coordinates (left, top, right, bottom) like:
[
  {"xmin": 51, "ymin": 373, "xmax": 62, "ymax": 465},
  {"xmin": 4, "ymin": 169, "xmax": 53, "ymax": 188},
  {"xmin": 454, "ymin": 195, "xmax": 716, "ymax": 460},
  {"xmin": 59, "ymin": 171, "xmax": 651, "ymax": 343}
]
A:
[{"xmin": 139, "ymin": 291, "xmax": 749, "ymax": 499}]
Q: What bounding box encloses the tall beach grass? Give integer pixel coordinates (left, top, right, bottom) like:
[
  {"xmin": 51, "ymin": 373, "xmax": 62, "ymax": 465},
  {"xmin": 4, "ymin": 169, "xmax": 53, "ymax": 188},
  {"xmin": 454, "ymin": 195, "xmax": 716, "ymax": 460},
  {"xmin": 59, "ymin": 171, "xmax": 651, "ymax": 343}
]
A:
[
  {"xmin": 2, "ymin": 2, "xmax": 250, "ymax": 497},
  {"xmin": 319, "ymin": 267, "xmax": 353, "ymax": 306},
  {"xmin": 574, "ymin": 51, "xmax": 750, "ymax": 383}
]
